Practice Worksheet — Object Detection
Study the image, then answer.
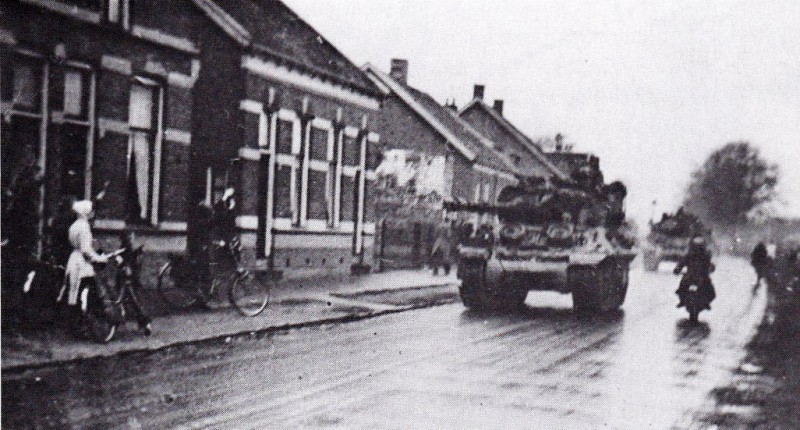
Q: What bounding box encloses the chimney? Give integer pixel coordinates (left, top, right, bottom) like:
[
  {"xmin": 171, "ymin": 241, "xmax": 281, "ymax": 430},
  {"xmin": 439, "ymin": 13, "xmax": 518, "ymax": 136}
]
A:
[
  {"xmin": 473, "ymin": 85, "xmax": 485, "ymax": 100},
  {"xmin": 390, "ymin": 59, "xmax": 408, "ymax": 85},
  {"xmin": 493, "ymin": 100, "xmax": 504, "ymax": 116},
  {"xmin": 555, "ymin": 133, "xmax": 564, "ymax": 151},
  {"xmin": 445, "ymin": 98, "xmax": 458, "ymax": 111}
]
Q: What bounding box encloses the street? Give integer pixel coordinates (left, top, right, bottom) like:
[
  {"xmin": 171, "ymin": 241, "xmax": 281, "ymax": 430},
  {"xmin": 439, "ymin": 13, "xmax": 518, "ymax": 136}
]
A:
[{"xmin": 2, "ymin": 256, "xmax": 765, "ymax": 429}]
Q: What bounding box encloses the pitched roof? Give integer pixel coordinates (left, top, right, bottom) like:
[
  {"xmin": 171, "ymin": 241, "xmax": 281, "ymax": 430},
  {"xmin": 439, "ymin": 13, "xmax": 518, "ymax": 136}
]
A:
[
  {"xmin": 193, "ymin": 0, "xmax": 379, "ymax": 95},
  {"xmin": 364, "ymin": 64, "xmax": 520, "ymax": 178},
  {"xmin": 459, "ymin": 99, "xmax": 569, "ymax": 180}
]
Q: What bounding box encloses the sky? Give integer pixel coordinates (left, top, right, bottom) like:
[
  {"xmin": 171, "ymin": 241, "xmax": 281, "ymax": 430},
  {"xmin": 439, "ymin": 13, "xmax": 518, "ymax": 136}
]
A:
[{"xmin": 284, "ymin": 0, "xmax": 800, "ymax": 223}]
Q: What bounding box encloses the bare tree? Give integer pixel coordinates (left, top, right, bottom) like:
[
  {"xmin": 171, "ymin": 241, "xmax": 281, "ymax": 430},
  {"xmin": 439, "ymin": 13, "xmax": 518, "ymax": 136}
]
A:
[{"xmin": 684, "ymin": 141, "xmax": 778, "ymax": 228}]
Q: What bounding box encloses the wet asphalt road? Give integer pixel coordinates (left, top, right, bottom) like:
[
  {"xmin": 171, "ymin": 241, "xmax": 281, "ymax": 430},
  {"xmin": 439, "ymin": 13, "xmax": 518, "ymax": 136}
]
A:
[{"xmin": 2, "ymin": 256, "xmax": 765, "ymax": 429}]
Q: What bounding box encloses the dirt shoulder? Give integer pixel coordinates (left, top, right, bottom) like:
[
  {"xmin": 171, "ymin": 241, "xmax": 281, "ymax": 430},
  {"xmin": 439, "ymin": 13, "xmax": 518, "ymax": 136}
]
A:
[{"xmin": 696, "ymin": 264, "xmax": 800, "ymax": 428}]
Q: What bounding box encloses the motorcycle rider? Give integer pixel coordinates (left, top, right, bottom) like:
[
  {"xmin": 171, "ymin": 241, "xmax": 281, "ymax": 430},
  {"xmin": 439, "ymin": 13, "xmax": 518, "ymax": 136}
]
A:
[{"xmin": 674, "ymin": 235, "xmax": 716, "ymax": 309}]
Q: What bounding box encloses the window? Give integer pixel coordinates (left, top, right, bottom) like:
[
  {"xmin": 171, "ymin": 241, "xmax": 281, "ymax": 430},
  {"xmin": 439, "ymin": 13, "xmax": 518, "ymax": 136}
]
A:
[
  {"xmin": 339, "ymin": 131, "xmax": 360, "ymax": 223},
  {"xmin": 273, "ymin": 111, "xmax": 300, "ymax": 223},
  {"xmin": 106, "ymin": 0, "xmax": 130, "ymax": 28},
  {"xmin": 1, "ymin": 56, "xmax": 41, "ymax": 112},
  {"xmin": 127, "ymin": 78, "xmax": 162, "ymax": 224},
  {"xmin": 307, "ymin": 120, "xmax": 333, "ymax": 223},
  {"xmin": 483, "ymin": 177, "xmax": 492, "ymax": 202}
]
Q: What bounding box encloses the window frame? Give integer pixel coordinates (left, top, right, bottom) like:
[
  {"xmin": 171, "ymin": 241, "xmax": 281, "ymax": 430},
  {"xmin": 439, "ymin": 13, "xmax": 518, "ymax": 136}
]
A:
[
  {"xmin": 273, "ymin": 108, "xmax": 301, "ymax": 226},
  {"xmin": 305, "ymin": 117, "xmax": 334, "ymax": 228},
  {"xmin": 127, "ymin": 76, "xmax": 164, "ymax": 225},
  {"xmin": 105, "ymin": 0, "xmax": 131, "ymax": 30}
]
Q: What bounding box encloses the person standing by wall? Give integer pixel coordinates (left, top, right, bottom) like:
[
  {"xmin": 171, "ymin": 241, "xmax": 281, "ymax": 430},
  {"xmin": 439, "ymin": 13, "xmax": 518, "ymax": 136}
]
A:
[{"xmin": 430, "ymin": 222, "xmax": 453, "ymax": 276}]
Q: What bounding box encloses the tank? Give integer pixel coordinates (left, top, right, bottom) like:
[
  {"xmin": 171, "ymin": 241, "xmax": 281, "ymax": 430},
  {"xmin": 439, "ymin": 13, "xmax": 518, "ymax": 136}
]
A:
[
  {"xmin": 445, "ymin": 177, "xmax": 637, "ymax": 312},
  {"xmin": 642, "ymin": 209, "xmax": 710, "ymax": 272}
]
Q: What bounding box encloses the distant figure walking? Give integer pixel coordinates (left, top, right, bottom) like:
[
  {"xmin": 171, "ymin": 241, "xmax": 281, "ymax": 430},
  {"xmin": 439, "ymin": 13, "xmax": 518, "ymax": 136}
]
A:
[
  {"xmin": 430, "ymin": 224, "xmax": 453, "ymax": 276},
  {"xmin": 751, "ymin": 242, "xmax": 772, "ymax": 293}
]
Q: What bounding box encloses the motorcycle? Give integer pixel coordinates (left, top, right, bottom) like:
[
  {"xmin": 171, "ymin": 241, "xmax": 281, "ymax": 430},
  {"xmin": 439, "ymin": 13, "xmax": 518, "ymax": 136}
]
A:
[{"xmin": 675, "ymin": 266, "xmax": 715, "ymax": 323}]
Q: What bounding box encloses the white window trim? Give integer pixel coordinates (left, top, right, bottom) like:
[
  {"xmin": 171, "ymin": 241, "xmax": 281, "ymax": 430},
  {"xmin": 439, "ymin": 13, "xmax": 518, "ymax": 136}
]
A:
[
  {"xmin": 241, "ymin": 55, "xmax": 381, "ymax": 111},
  {"xmin": 332, "ymin": 127, "xmax": 344, "ymax": 227},
  {"xmin": 354, "ymin": 130, "xmax": 368, "ymax": 255},
  {"xmin": 299, "ymin": 119, "xmax": 311, "ymax": 226},
  {"xmin": 83, "ymin": 70, "xmax": 96, "ymax": 199},
  {"xmin": 263, "ymin": 110, "xmax": 278, "ymax": 257},
  {"xmin": 308, "ymin": 159, "xmax": 329, "ymax": 171}
]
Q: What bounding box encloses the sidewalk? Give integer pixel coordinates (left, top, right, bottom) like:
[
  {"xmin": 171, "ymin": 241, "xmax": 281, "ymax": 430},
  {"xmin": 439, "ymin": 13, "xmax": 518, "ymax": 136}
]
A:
[{"xmin": 1, "ymin": 269, "xmax": 460, "ymax": 371}]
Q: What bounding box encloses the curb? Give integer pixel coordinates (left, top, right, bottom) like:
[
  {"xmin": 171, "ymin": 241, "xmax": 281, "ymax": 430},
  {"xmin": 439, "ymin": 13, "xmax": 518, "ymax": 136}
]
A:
[{"xmin": 2, "ymin": 283, "xmax": 460, "ymax": 374}]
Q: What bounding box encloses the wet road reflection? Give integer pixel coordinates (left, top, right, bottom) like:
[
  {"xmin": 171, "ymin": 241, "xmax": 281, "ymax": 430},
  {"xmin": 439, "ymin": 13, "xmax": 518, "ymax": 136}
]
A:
[{"xmin": 2, "ymin": 257, "xmax": 764, "ymax": 429}]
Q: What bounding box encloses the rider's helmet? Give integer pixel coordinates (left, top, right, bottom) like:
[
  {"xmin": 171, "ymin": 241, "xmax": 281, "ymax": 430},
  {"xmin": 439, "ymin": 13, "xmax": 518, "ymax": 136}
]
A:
[{"xmin": 690, "ymin": 235, "xmax": 706, "ymax": 251}]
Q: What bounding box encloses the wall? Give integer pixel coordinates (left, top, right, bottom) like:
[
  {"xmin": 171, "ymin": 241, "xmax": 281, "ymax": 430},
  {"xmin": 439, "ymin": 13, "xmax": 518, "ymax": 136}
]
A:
[{"xmin": 460, "ymin": 105, "xmax": 554, "ymax": 179}]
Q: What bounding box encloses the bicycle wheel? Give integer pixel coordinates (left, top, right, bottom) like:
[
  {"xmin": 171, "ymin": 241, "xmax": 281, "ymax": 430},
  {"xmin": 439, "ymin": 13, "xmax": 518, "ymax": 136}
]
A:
[
  {"xmin": 228, "ymin": 270, "xmax": 271, "ymax": 316},
  {"xmin": 157, "ymin": 261, "xmax": 199, "ymax": 309},
  {"xmin": 85, "ymin": 312, "xmax": 117, "ymax": 343},
  {"xmin": 80, "ymin": 286, "xmax": 117, "ymax": 343}
]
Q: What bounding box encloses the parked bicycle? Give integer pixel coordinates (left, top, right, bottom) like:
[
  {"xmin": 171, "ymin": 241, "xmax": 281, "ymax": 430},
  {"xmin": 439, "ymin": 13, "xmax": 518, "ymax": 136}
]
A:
[
  {"xmin": 80, "ymin": 235, "xmax": 153, "ymax": 342},
  {"xmin": 157, "ymin": 238, "xmax": 271, "ymax": 317}
]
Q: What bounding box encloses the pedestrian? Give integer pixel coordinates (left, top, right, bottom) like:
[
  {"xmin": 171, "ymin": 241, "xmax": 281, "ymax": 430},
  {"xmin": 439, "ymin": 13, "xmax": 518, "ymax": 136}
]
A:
[
  {"xmin": 751, "ymin": 242, "xmax": 771, "ymax": 292},
  {"xmin": 46, "ymin": 195, "xmax": 78, "ymax": 265},
  {"xmin": 117, "ymin": 230, "xmax": 152, "ymax": 335},
  {"xmin": 212, "ymin": 188, "xmax": 238, "ymax": 250},
  {"xmin": 430, "ymin": 223, "xmax": 452, "ymax": 276},
  {"xmin": 57, "ymin": 200, "xmax": 113, "ymax": 337}
]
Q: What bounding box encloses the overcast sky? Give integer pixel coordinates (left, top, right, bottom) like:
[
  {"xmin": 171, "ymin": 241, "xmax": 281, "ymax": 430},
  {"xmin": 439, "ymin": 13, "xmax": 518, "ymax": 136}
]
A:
[{"xmin": 285, "ymin": 0, "xmax": 800, "ymax": 222}]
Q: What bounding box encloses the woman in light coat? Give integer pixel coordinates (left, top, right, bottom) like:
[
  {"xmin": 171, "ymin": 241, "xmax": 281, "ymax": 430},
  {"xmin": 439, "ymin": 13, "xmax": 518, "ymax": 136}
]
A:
[{"xmin": 57, "ymin": 200, "xmax": 109, "ymax": 334}]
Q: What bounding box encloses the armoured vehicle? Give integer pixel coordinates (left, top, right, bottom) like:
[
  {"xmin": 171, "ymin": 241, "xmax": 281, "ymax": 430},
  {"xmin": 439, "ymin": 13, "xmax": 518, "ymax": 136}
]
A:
[
  {"xmin": 445, "ymin": 178, "xmax": 636, "ymax": 312},
  {"xmin": 642, "ymin": 209, "xmax": 710, "ymax": 272}
]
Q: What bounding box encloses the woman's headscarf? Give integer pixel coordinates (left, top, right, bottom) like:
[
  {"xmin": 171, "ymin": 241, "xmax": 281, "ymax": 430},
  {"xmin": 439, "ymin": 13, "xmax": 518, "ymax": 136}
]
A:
[{"xmin": 72, "ymin": 200, "xmax": 93, "ymax": 219}]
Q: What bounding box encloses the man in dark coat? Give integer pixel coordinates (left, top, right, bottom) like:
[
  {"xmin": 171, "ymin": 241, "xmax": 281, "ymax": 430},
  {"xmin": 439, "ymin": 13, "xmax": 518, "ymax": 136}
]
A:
[
  {"xmin": 750, "ymin": 242, "xmax": 771, "ymax": 291},
  {"xmin": 674, "ymin": 236, "xmax": 716, "ymax": 309}
]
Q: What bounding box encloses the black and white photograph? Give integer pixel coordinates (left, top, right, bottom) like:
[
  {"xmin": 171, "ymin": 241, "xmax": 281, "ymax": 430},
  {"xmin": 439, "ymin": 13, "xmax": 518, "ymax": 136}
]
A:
[{"xmin": 1, "ymin": 0, "xmax": 799, "ymax": 428}]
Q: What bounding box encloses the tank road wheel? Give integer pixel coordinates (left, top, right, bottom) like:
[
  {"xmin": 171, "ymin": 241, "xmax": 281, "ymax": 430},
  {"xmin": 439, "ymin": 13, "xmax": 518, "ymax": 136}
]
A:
[
  {"xmin": 570, "ymin": 261, "xmax": 627, "ymax": 313},
  {"xmin": 458, "ymin": 260, "xmax": 526, "ymax": 311},
  {"xmin": 569, "ymin": 266, "xmax": 595, "ymax": 311},
  {"xmin": 458, "ymin": 259, "xmax": 486, "ymax": 309},
  {"xmin": 643, "ymin": 251, "xmax": 659, "ymax": 272}
]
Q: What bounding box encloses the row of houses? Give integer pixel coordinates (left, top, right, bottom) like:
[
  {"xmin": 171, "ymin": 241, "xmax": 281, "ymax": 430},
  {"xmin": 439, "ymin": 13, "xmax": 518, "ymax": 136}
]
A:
[{"xmin": 1, "ymin": 0, "xmax": 571, "ymax": 282}]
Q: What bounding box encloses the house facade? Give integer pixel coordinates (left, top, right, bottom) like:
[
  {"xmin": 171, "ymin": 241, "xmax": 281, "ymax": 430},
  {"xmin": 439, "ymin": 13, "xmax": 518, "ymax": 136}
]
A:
[
  {"xmin": 185, "ymin": 0, "xmax": 384, "ymax": 277},
  {"xmin": 458, "ymin": 87, "xmax": 568, "ymax": 183},
  {"xmin": 1, "ymin": 0, "xmax": 198, "ymax": 263},
  {"xmin": 2, "ymin": 0, "xmax": 383, "ymax": 282},
  {"xmin": 365, "ymin": 60, "xmax": 519, "ymax": 208}
]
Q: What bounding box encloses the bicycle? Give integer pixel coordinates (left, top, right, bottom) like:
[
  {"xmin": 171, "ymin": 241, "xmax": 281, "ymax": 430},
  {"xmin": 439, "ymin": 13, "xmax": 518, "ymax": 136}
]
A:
[
  {"xmin": 79, "ymin": 247, "xmax": 127, "ymax": 343},
  {"xmin": 157, "ymin": 239, "xmax": 271, "ymax": 317}
]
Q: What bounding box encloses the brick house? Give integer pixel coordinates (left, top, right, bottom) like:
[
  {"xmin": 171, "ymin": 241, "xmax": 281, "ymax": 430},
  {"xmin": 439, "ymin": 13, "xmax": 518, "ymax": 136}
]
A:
[
  {"xmin": 365, "ymin": 60, "xmax": 520, "ymax": 208},
  {"xmin": 1, "ymin": 0, "xmax": 198, "ymax": 266},
  {"xmin": 458, "ymin": 87, "xmax": 568, "ymax": 182},
  {"xmin": 2, "ymin": 0, "xmax": 383, "ymax": 282},
  {"xmin": 184, "ymin": 0, "xmax": 384, "ymax": 277}
]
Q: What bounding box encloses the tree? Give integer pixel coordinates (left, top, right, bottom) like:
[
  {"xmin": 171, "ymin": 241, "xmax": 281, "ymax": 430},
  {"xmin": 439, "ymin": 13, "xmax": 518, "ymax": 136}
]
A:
[{"xmin": 684, "ymin": 142, "xmax": 778, "ymax": 227}]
